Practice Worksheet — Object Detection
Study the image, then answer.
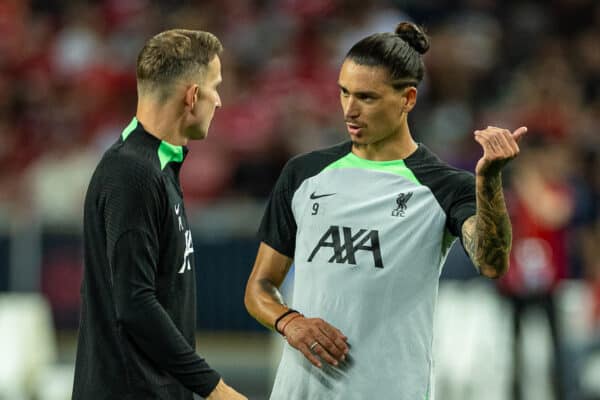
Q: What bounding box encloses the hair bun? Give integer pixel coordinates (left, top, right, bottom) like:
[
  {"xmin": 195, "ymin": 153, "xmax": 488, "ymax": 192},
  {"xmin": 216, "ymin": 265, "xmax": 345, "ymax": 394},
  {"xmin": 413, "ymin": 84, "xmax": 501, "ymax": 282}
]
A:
[{"xmin": 395, "ymin": 22, "xmax": 429, "ymax": 55}]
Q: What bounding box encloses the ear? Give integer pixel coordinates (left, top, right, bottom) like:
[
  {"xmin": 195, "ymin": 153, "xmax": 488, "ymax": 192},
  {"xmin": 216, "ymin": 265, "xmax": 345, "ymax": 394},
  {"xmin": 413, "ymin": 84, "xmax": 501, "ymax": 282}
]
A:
[
  {"xmin": 184, "ymin": 84, "xmax": 199, "ymax": 111},
  {"xmin": 401, "ymin": 87, "xmax": 418, "ymax": 113}
]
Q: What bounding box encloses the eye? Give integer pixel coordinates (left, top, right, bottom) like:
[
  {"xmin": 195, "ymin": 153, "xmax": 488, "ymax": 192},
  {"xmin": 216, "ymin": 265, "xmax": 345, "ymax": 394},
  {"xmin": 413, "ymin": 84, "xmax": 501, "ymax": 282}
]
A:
[
  {"xmin": 356, "ymin": 93, "xmax": 374, "ymax": 102},
  {"xmin": 340, "ymin": 88, "xmax": 349, "ymax": 97}
]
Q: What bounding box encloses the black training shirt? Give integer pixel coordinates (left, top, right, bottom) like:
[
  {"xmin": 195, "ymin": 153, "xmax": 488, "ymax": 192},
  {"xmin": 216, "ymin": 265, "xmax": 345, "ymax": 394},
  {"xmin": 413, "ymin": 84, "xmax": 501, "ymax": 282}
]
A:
[{"xmin": 72, "ymin": 118, "xmax": 220, "ymax": 400}]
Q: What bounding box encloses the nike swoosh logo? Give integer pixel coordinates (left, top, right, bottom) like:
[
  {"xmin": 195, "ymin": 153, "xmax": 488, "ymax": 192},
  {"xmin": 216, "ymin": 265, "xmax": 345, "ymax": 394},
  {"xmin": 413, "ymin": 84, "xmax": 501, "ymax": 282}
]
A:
[{"xmin": 310, "ymin": 192, "xmax": 336, "ymax": 200}]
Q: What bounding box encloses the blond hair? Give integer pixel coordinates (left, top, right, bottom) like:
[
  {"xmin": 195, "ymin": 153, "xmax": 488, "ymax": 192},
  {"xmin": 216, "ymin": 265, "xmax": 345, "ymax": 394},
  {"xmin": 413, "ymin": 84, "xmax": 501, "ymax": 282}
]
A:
[{"xmin": 136, "ymin": 29, "xmax": 223, "ymax": 100}]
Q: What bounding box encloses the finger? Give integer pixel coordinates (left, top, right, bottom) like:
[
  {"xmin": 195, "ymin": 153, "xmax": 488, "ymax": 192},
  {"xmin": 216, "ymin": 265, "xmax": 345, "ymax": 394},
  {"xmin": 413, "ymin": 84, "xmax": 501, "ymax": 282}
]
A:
[
  {"xmin": 319, "ymin": 326, "xmax": 349, "ymax": 357},
  {"xmin": 512, "ymin": 126, "xmax": 527, "ymax": 142},
  {"xmin": 314, "ymin": 318, "xmax": 347, "ymax": 341},
  {"xmin": 499, "ymin": 128, "xmax": 520, "ymax": 156},
  {"xmin": 298, "ymin": 343, "xmax": 323, "ymax": 368},
  {"xmin": 473, "ymin": 131, "xmax": 487, "ymax": 148},
  {"xmin": 331, "ymin": 326, "xmax": 348, "ymax": 342},
  {"xmin": 491, "ymin": 127, "xmax": 522, "ymax": 157},
  {"xmin": 488, "ymin": 128, "xmax": 512, "ymax": 156},
  {"xmin": 474, "ymin": 130, "xmax": 498, "ymax": 155},
  {"xmin": 490, "ymin": 128, "xmax": 514, "ymax": 157},
  {"xmin": 315, "ymin": 333, "xmax": 345, "ymax": 361},
  {"xmin": 319, "ymin": 323, "xmax": 348, "ymax": 345},
  {"xmin": 311, "ymin": 342, "xmax": 340, "ymax": 366},
  {"xmin": 489, "ymin": 133, "xmax": 505, "ymax": 155}
]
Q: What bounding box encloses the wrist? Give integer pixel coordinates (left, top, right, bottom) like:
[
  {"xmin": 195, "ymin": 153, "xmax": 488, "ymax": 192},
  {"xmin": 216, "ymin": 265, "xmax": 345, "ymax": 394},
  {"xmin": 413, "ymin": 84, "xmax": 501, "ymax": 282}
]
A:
[
  {"xmin": 476, "ymin": 170, "xmax": 501, "ymax": 179},
  {"xmin": 206, "ymin": 379, "xmax": 225, "ymax": 399},
  {"xmin": 274, "ymin": 308, "xmax": 298, "ymax": 334},
  {"xmin": 279, "ymin": 313, "xmax": 303, "ymax": 337}
]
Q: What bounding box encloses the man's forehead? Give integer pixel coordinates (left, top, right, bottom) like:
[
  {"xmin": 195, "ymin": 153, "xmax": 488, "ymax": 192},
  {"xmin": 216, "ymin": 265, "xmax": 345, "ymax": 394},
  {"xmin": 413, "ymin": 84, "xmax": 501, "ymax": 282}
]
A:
[{"xmin": 339, "ymin": 60, "xmax": 390, "ymax": 90}]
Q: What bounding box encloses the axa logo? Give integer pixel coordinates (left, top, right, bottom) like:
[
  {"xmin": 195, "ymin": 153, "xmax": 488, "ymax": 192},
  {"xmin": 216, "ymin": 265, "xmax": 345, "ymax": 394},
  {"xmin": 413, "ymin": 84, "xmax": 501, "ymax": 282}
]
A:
[
  {"xmin": 307, "ymin": 225, "xmax": 383, "ymax": 268},
  {"xmin": 392, "ymin": 192, "xmax": 413, "ymax": 217}
]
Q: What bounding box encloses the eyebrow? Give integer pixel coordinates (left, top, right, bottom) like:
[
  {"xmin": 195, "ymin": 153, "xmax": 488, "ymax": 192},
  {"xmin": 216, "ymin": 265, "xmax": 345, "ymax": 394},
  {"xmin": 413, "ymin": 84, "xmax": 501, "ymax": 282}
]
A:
[{"xmin": 337, "ymin": 83, "xmax": 380, "ymax": 97}]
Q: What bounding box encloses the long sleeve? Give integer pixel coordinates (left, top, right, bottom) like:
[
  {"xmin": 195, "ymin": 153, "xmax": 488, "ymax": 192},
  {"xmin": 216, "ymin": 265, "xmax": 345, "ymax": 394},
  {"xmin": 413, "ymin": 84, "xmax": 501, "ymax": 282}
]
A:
[{"xmin": 111, "ymin": 230, "xmax": 220, "ymax": 396}]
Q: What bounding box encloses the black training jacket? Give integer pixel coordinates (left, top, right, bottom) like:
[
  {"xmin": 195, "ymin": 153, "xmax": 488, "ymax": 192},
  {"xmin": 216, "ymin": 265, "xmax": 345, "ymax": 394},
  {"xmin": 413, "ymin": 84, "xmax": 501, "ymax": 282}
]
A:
[{"xmin": 72, "ymin": 118, "xmax": 220, "ymax": 400}]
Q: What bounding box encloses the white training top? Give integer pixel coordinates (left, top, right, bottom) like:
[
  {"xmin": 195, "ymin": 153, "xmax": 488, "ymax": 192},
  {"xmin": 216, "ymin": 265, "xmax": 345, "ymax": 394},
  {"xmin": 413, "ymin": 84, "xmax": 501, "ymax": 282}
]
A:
[{"xmin": 258, "ymin": 141, "xmax": 476, "ymax": 400}]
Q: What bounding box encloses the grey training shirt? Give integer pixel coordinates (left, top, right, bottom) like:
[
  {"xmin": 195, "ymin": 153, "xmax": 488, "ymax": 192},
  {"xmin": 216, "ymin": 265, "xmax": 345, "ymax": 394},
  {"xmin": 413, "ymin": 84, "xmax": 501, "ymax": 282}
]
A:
[{"xmin": 259, "ymin": 141, "xmax": 476, "ymax": 400}]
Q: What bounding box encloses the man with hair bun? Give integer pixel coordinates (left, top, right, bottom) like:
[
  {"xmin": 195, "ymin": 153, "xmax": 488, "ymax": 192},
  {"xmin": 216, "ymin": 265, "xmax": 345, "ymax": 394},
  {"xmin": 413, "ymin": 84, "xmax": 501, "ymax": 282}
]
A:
[
  {"xmin": 245, "ymin": 22, "xmax": 526, "ymax": 399},
  {"xmin": 72, "ymin": 29, "xmax": 246, "ymax": 400}
]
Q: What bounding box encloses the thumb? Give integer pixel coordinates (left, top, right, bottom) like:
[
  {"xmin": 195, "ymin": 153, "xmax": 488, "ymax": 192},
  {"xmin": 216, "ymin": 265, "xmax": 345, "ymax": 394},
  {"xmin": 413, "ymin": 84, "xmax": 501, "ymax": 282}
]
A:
[{"xmin": 512, "ymin": 126, "xmax": 528, "ymax": 142}]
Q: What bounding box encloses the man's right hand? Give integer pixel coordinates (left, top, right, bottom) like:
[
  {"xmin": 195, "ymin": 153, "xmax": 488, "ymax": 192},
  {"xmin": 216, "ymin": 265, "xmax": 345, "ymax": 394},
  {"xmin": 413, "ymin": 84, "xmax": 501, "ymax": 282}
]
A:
[
  {"xmin": 206, "ymin": 379, "xmax": 247, "ymax": 400},
  {"xmin": 281, "ymin": 314, "xmax": 349, "ymax": 368}
]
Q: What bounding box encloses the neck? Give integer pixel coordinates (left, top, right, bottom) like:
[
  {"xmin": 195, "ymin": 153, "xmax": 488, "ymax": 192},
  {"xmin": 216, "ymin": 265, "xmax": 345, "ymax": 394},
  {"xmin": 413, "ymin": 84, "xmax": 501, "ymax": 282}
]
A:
[
  {"xmin": 136, "ymin": 98, "xmax": 187, "ymax": 146},
  {"xmin": 352, "ymin": 123, "xmax": 417, "ymax": 161}
]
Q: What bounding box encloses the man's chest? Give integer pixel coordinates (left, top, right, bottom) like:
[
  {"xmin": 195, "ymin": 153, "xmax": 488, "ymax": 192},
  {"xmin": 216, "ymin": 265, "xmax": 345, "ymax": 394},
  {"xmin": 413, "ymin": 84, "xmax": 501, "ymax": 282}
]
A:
[
  {"xmin": 159, "ymin": 179, "xmax": 195, "ymax": 276},
  {"xmin": 291, "ymin": 169, "xmax": 446, "ymax": 270},
  {"xmin": 292, "ymin": 169, "xmax": 434, "ymax": 232}
]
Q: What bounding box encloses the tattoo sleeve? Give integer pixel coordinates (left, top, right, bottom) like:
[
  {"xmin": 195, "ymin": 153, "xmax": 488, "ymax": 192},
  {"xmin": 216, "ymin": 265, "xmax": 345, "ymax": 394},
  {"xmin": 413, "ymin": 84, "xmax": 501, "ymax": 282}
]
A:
[{"xmin": 462, "ymin": 173, "xmax": 512, "ymax": 278}]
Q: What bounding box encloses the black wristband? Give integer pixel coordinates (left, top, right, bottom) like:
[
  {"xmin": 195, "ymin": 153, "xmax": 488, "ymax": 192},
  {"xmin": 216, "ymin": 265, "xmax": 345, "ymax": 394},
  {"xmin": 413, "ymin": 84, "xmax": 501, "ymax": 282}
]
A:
[{"xmin": 274, "ymin": 308, "xmax": 298, "ymax": 334}]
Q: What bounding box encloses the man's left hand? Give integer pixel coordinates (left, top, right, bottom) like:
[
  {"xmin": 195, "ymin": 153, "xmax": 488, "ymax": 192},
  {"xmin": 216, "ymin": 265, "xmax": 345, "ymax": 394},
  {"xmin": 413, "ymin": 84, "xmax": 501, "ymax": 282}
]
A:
[{"xmin": 473, "ymin": 126, "xmax": 527, "ymax": 177}]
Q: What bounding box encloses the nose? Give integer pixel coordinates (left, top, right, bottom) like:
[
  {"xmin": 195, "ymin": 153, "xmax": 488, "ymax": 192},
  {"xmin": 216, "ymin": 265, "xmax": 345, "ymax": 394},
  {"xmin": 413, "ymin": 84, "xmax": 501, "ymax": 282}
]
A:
[
  {"xmin": 343, "ymin": 97, "xmax": 360, "ymax": 119},
  {"xmin": 215, "ymin": 92, "xmax": 222, "ymax": 108}
]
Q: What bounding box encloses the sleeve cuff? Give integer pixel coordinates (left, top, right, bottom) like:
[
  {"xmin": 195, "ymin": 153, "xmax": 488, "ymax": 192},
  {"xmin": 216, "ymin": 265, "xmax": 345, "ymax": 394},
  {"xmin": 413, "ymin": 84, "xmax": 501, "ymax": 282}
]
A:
[{"xmin": 196, "ymin": 370, "xmax": 222, "ymax": 398}]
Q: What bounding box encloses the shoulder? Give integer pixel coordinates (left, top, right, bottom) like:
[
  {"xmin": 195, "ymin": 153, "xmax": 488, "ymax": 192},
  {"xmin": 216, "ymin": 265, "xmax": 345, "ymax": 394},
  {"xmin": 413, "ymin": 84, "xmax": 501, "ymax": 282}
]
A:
[
  {"xmin": 405, "ymin": 144, "xmax": 475, "ymax": 219},
  {"xmin": 279, "ymin": 141, "xmax": 352, "ymax": 188},
  {"xmin": 92, "ymin": 144, "xmax": 163, "ymax": 194},
  {"xmin": 406, "ymin": 144, "xmax": 474, "ymax": 185}
]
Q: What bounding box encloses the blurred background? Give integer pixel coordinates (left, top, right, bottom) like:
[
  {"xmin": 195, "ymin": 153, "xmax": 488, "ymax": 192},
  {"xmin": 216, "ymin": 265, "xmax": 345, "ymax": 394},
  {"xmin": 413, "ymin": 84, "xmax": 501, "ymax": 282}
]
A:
[{"xmin": 0, "ymin": 0, "xmax": 599, "ymax": 399}]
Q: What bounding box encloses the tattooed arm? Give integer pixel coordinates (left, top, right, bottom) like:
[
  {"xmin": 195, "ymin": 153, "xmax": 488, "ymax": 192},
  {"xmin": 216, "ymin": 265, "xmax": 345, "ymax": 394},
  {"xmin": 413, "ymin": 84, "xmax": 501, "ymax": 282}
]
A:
[
  {"xmin": 462, "ymin": 174, "xmax": 512, "ymax": 278},
  {"xmin": 461, "ymin": 126, "xmax": 527, "ymax": 279}
]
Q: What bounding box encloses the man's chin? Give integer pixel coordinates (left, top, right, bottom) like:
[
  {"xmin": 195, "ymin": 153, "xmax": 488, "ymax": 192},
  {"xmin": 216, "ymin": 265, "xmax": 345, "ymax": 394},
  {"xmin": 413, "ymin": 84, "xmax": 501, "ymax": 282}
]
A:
[
  {"xmin": 350, "ymin": 136, "xmax": 368, "ymax": 146},
  {"xmin": 189, "ymin": 130, "xmax": 208, "ymax": 141}
]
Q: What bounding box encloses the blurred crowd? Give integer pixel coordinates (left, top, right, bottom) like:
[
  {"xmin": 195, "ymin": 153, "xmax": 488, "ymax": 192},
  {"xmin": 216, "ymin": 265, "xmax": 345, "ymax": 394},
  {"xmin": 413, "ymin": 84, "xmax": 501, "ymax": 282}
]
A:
[
  {"xmin": 1, "ymin": 0, "xmax": 599, "ymax": 303},
  {"xmin": 0, "ymin": 0, "xmax": 599, "ymax": 397},
  {"xmin": 6, "ymin": 7, "xmax": 596, "ymax": 235},
  {"xmin": 0, "ymin": 0, "xmax": 598, "ymax": 283}
]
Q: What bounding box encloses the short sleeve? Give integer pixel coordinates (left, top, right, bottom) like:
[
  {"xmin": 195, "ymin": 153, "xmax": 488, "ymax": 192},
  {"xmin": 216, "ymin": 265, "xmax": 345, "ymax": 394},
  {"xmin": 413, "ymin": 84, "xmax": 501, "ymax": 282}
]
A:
[
  {"xmin": 258, "ymin": 160, "xmax": 298, "ymax": 258},
  {"xmin": 404, "ymin": 145, "xmax": 476, "ymax": 240},
  {"xmin": 445, "ymin": 170, "xmax": 476, "ymax": 237}
]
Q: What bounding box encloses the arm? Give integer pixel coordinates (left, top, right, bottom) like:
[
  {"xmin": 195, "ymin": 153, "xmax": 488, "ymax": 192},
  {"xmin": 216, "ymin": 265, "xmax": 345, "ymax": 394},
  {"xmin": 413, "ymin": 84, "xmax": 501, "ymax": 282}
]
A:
[
  {"xmin": 113, "ymin": 232, "xmax": 244, "ymax": 400},
  {"xmin": 105, "ymin": 166, "xmax": 244, "ymax": 399},
  {"xmin": 244, "ymin": 242, "xmax": 294, "ymax": 329},
  {"xmin": 244, "ymin": 242, "xmax": 348, "ymax": 368},
  {"xmin": 462, "ymin": 126, "xmax": 527, "ymax": 279},
  {"xmin": 461, "ymin": 175, "xmax": 512, "ymax": 278}
]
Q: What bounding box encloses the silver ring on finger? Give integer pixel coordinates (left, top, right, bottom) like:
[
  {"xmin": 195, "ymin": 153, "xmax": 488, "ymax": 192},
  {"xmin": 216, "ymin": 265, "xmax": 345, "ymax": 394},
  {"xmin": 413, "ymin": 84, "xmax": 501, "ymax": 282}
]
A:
[{"xmin": 309, "ymin": 341, "xmax": 319, "ymax": 351}]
